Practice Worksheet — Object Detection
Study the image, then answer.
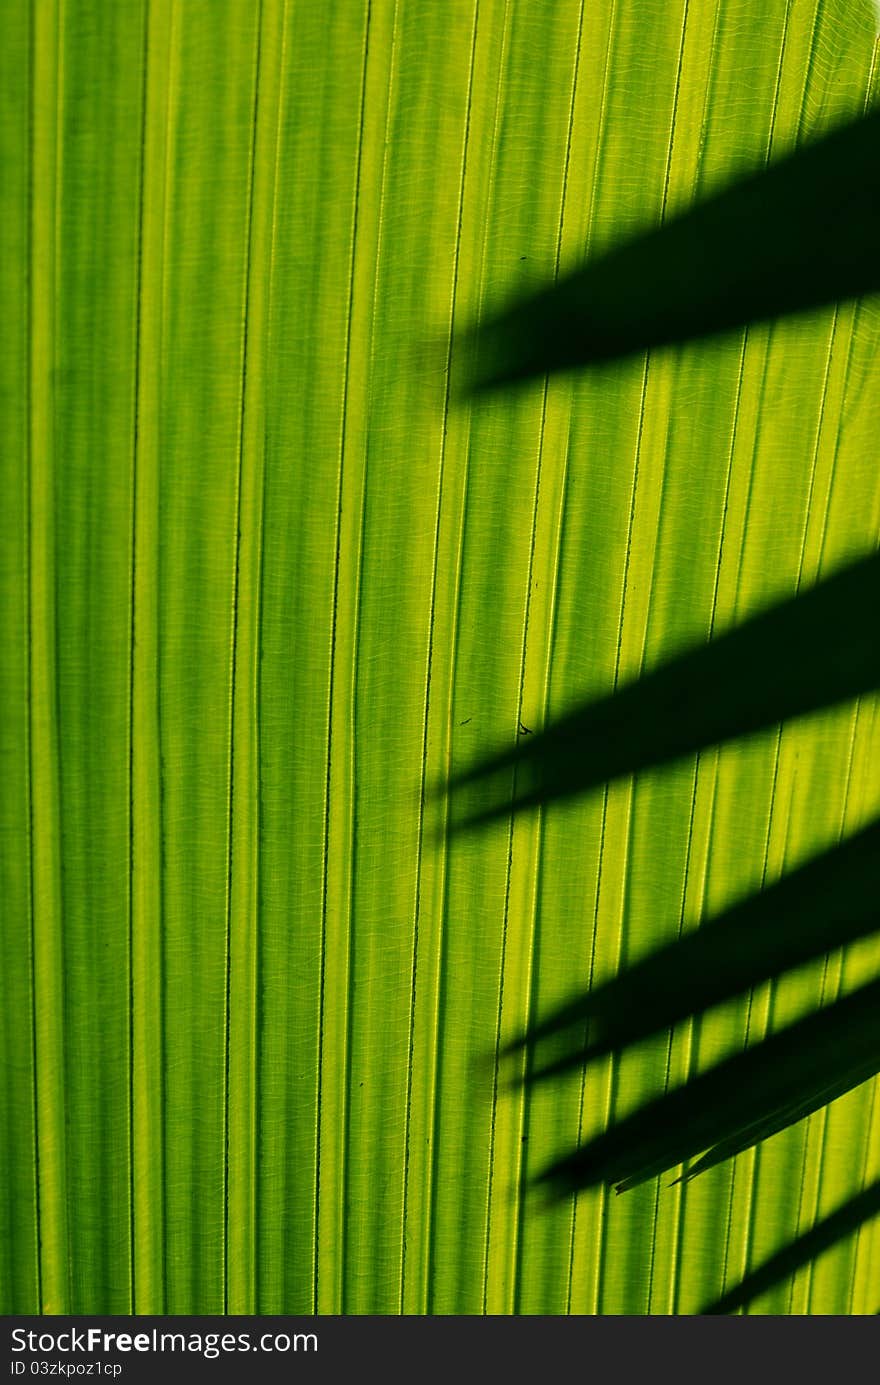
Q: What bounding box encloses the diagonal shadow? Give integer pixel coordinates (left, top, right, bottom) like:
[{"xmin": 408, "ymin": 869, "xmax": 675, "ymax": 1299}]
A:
[
  {"xmin": 464, "ymin": 107, "xmax": 880, "ymax": 391},
  {"xmin": 449, "ymin": 72, "xmax": 880, "ymax": 1306},
  {"xmin": 504, "ymin": 816, "xmax": 880, "ymax": 1081},
  {"xmin": 537, "ymin": 975, "xmax": 880, "ymax": 1197},
  {"xmin": 446, "ymin": 547, "xmax": 880, "ymax": 830},
  {"xmin": 701, "ymin": 1177, "xmax": 880, "ymax": 1314}
]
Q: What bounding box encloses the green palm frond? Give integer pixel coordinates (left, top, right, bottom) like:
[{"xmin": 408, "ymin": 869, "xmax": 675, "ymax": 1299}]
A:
[{"xmin": 3, "ymin": 0, "xmax": 880, "ymax": 1318}]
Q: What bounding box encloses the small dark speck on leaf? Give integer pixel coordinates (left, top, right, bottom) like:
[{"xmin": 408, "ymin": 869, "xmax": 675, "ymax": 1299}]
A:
[
  {"xmin": 518, "ymin": 721, "xmax": 533, "ymax": 736},
  {"xmin": 459, "ymin": 717, "xmax": 472, "ymax": 726},
  {"xmin": 520, "ymin": 256, "xmax": 528, "ymax": 260}
]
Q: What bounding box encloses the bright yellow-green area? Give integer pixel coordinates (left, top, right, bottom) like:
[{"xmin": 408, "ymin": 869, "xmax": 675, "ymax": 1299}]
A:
[{"xmin": 2, "ymin": 0, "xmax": 880, "ymax": 1314}]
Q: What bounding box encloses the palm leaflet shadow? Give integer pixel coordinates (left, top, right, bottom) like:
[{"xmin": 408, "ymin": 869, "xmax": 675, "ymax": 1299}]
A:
[
  {"xmin": 445, "ymin": 548, "xmax": 880, "ymax": 830},
  {"xmin": 450, "ymin": 560, "xmax": 880, "ymax": 1199},
  {"xmin": 464, "ymin": 107, "xmax": 880, "ymax": 392},
  {"xmin": 445, "ymin": 94, "xmax": 880, "ymax": 1300},
  {"xmin": 701, "ymin": 1177, "xmax": 880, "ymax": 1314},
  {"xmin": 536, "ymin": 975, "xmax": 880, "ymax": 1197},
  {"xmin": 502, "ymin": 815, "xmax": 880, "ymax": 1081}
]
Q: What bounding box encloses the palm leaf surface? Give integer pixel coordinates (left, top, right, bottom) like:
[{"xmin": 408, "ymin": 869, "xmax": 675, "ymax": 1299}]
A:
[{"xmin": 2, "ymin": 0, "xmax": 880, "ymax": 1316}]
